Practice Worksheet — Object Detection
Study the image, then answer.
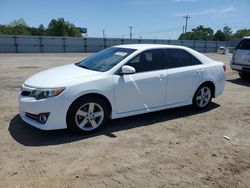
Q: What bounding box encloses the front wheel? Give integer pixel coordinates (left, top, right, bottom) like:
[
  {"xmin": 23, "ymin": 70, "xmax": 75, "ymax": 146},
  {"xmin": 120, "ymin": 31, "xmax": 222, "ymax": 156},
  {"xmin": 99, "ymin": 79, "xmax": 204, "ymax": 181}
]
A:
[
  {"xmin": 67, "ymin": 96, "xmax": 109, "ymax": 134},
  {"xmin": 193, "ymin": 85, "xmax": 212, "ymax": 109}
]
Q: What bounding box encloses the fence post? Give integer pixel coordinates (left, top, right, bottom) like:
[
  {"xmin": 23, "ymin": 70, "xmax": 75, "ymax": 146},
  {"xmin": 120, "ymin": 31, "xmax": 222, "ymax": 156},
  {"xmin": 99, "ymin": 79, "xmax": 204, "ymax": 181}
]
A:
[
  {"xmin": 204, "ymin": 41, "xmax": 207, "ymax": 53},
  {"xmin": 103, "ymin": 38, "xmax": 107, "ymax": 49},
  {"xmin": 193, "ymin": 40, "xmax": 196, "ymax": 50},
  {"xmin": 84, "ymin": 37, "xmax": 87, "ymax": 52},
  {"xmin": 216, "ymin": 41, "xmax": 219, "ymax": 53},
  {"xmin": 13, "ymin": 36, "xmax": 18, "ymax": 53},
  {"xmin": 39, "ymin": 36, "xmax": 43, "ymax": 53},
  {"xmin": 62, "ymin": 37, "xmax": 66, "ymax": 53}
]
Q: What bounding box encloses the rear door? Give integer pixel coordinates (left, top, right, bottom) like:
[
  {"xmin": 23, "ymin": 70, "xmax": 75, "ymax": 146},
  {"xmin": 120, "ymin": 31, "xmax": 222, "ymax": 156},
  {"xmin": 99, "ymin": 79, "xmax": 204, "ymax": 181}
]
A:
[{"xmin": 164, "ymin": 49, "xmax": 204, "ymax": 105}]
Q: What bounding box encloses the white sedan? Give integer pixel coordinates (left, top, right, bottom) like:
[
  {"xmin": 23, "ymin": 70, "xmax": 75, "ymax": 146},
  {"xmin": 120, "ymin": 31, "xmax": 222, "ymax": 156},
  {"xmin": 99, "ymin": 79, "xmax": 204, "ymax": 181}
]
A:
[{"xmin": 19, "ymin": 44, "xmax": 226, "ymax": 133}]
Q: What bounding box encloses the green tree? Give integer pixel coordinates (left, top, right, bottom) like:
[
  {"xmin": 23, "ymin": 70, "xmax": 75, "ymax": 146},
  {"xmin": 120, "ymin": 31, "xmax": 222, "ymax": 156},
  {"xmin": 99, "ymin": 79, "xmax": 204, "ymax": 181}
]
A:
[
  {"xmin": 179, "ymin": 25, "xmax": 214, "ymax": 40},
  {"xmin": 38, "ymin": 24, "xmax": 45, "ymax": 30},
  {"xmin": 47, "ymin": 18, "xmax": 81, "ymax": 37},
  {"xmin": 28, "ymin": 24, "xmax": 46, "ymax": 36},
  {"xmin": 222, "ymin": 26, "xmax": 232, "ymax": 40},
  {"xmin": 0, "ymin": 18, "xmax": 31, "ymax": 35},
  {"xmin": 213, "ymin": 30, "xmax": 227, "ymax": 41},
  {"xmin": 8, "ymin": 18, "xmax": 28, "ymax": 27},
  {"xmin": 233, "ymin": 29, "xmax": 250, "ymax": 39}
]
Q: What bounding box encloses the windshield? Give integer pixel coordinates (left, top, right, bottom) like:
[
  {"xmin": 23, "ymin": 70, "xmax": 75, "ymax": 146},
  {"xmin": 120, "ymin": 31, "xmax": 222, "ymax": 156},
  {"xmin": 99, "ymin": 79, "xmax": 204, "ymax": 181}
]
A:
[
  {"xmin": 237, "ymin": 39, "xmax": 250, "ymax": 50},
  {"xmin": 76, "ymin": 47, "xmax": 136, "ymax": 72}
]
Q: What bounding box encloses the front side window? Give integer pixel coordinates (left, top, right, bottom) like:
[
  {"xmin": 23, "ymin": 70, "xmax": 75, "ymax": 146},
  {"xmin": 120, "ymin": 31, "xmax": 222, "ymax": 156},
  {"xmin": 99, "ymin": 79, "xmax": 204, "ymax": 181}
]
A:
[
  {"xmin": 165, "ymin": 49, "xmax": 202, "ymax": 69},
  {"xmin": 76, "ymin": 47, "xmax": 135, "ymax": 72},
  {"xmin": 127, "ymin": 49, "xmax": 164, "ymax": 73}
]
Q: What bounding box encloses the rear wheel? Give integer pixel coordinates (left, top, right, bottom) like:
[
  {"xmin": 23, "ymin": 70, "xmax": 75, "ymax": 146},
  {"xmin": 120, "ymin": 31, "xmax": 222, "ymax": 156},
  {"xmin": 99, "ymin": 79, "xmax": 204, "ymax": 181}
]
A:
[
  {"xmin": 193, "ymin": 85, "xmax": 212, "ymax": 109},
  {"xmin": 67, "ymin": 96, "xmax": 109, "ymax": 134},
  {"xmin": 239, "ymin": 72, "xmax": 250, "ymax": 79}
]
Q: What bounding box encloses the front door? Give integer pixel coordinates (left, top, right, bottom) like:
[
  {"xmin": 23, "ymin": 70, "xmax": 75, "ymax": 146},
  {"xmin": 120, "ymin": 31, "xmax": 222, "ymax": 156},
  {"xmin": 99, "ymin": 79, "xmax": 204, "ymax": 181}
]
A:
[{"xmin": 113, "ymin": 49, "xmax": 167, "ymax": 113}]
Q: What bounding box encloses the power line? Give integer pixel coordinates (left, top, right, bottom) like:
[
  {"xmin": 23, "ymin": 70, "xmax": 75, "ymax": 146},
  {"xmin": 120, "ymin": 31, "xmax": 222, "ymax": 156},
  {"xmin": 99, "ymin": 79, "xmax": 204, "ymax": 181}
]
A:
[{"xmin": 183, "ymin": 15, "xmax": 191, "ymax": 33}]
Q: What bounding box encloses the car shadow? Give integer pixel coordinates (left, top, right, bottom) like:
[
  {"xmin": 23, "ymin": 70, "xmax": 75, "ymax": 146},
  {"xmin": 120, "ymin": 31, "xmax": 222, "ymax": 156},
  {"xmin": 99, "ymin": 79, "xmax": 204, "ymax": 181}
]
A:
[
  {"xmin": 9, "ymin": 103, "xmax": 220, "ymax": 146},
  {"xmin": 227, "ymin": 78, "xmax": 250, "ymax": 87}
]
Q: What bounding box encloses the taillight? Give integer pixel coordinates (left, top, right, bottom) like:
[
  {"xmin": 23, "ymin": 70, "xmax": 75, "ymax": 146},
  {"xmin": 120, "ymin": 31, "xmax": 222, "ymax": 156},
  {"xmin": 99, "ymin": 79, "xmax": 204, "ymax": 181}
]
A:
[{"xmin": 223, "ymin": 64, "xmax": 226, "ymax": 72}]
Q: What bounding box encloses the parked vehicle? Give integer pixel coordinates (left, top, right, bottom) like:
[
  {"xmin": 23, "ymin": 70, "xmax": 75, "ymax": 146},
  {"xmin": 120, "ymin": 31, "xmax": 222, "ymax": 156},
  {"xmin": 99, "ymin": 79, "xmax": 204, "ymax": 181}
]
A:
[
  {"xmin": 217, "ymin": 46, "xmax": 229, "ymax": 55},
  {"xmin": 19, "ymin": 44, "xmax": 226, "ymax": 133},
  {"xmin": 231, "ymin": 37, "xmax": 250, "ymax": 79}
]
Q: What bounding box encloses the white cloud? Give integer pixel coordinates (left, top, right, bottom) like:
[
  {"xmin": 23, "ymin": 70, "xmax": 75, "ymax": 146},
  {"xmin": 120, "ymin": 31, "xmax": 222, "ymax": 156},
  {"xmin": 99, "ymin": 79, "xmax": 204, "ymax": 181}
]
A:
[{"xmin": 174, "ymin": 6, "xmax": 237, "ymax": 18}]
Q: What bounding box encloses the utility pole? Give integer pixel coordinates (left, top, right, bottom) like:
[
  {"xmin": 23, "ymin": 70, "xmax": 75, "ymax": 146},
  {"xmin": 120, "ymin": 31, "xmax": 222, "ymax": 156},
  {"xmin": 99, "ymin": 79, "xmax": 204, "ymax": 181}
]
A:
[
  {"xmin": 182, "ymin": 25, "xmax": 185, "ymax": 34},
  {"xmin": 129, "ymin": 26, "xmax": 133, "ymax": 39},
  {"xmin": 102, "ymin": 29, "xmax": 106, "ymax": 39},
  {"xmin": 183, "ymin": 15, "xmax": 190, "ymax": 33}
]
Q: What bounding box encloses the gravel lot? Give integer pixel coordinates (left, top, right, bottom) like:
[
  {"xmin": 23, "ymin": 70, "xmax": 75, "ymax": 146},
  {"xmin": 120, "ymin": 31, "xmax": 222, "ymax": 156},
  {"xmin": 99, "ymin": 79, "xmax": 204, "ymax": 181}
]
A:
[{"xmin": 0, "ymin": 53, "xmax": 249, "ymax": 188}]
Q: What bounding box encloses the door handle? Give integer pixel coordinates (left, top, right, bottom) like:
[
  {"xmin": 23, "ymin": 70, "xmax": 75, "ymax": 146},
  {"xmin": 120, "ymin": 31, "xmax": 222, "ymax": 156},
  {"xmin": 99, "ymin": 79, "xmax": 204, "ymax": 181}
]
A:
[{"xmin": 157, "ymin": 74, "xmax": 165, "ymax": 80}]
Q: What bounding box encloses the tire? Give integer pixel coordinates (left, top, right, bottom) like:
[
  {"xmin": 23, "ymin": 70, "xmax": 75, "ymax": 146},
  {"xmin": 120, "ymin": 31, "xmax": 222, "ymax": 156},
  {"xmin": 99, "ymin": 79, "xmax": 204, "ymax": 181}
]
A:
[
  {"xmin": 239, "ymin": 72, "xmax": 249, "ymax": 79},
  {"xmin": 66, "ymin": 96, "xmax": 109, "ymax": 134},
  {"xmin": 192, "ymin": 84, "xmax": 212, "ymax": 110}
]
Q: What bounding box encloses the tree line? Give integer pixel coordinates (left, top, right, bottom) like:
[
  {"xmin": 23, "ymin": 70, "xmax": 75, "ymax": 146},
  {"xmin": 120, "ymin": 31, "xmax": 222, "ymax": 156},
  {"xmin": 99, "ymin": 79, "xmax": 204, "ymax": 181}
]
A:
[
  {"xmin": 0, "ymin": 18, "xmax": 249, "ymax": 40},
  {"xmin": 179, "ymin": 25, "xmax": 250, "ymax": 41},
  {"xmin": 0, "ymin": 18, "xmax": 82, "ymax": 37}
]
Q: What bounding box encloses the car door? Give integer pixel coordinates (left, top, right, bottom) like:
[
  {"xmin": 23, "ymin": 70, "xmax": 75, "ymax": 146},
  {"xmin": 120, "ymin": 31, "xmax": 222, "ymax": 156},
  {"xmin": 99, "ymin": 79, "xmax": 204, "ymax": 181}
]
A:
[
  {"xmin": 113, "ymin": 49, "xmax": 167, "ymax": 113},
  {"xmin": 165, "ymin": 49, "xmax": 204, "ymax": 105}
]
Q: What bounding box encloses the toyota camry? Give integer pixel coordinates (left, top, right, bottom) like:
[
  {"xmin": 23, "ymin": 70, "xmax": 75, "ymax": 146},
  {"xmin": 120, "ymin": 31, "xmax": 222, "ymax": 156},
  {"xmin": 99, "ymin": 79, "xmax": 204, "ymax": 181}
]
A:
[{"xmin": 19, "ymin": 44, "xmax": 226, "ymax": 133}]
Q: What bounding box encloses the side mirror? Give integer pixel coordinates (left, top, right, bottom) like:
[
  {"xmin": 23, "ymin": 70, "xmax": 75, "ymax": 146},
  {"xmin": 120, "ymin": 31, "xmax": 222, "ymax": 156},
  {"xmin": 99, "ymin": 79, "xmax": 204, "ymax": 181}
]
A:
[{"xmin": 120, "ymin": 65, "xmax": 136, "ymax": 75}]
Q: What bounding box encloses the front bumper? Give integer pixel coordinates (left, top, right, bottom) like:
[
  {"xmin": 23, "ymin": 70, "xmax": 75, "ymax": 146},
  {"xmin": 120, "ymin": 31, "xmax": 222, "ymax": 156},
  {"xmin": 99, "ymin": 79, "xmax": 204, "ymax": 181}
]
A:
[{"xmin": 19, "ymin": 86, "xmax": 71, "ymax": 130}]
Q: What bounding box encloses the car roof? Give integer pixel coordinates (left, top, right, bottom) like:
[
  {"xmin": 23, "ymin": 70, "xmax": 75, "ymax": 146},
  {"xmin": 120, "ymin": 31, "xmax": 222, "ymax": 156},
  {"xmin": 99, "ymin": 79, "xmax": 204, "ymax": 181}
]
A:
[
  {"xmin": 243, "ymin": 36, "xmax": 250, "ymax": 39},
  {"xmin": 115, "ymin": 44, "xmax": 189, "ymax": 50}
]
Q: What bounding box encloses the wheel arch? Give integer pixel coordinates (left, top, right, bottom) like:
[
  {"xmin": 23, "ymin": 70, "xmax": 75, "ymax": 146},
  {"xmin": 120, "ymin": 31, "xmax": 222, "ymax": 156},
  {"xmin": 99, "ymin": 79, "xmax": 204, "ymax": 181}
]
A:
[
  {"xmin": 69, "ymin": 92, "xmax": 112, "ymax": 113},
  {"xmin": 66, "ymin": 93, "xmax": 113, "ymax": 129},
  {"xmin": 197, "ymin": 81, "xmax": 216, "ymax": 98}
]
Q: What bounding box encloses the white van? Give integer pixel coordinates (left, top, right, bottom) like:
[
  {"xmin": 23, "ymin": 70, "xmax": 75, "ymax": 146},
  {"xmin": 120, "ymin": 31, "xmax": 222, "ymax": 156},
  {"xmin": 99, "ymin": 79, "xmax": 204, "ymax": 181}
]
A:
[{"xmin": 231, "ymin": 37, "xmax": 250, "ymax": 79}]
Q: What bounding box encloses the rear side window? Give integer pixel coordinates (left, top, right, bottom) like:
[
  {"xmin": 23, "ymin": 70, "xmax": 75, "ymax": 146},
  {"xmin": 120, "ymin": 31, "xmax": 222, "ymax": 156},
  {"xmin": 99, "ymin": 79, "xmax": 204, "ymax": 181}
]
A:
[
  {"xmin": 236, "ymin": 39, "xmax": 250, "ymax": 50},
  {"xmin": 165, "ymin": 49, "xmax": 202, "ymax": 69}
]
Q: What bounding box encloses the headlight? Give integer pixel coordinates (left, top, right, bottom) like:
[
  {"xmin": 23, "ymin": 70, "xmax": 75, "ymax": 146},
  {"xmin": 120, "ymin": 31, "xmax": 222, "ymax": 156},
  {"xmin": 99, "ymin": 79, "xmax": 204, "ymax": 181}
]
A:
[{"xmin": 31, "ymin": 88, "xmax": 65, "ymax": 100}]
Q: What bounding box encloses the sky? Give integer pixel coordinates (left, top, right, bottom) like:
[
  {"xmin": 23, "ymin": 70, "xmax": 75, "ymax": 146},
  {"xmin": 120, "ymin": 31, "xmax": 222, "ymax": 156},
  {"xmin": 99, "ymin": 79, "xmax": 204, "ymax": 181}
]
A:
[{"xmin": 0, "ymin": 0, "xmax": 249, "ymax": 39}]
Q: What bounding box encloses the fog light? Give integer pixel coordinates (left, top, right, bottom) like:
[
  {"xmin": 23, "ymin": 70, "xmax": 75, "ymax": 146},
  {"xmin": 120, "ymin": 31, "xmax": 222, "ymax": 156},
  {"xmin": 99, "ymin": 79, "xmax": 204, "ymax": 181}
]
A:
[{"xmin": 38, "ymin": 113, "xmax": 50, "ymax": 124}]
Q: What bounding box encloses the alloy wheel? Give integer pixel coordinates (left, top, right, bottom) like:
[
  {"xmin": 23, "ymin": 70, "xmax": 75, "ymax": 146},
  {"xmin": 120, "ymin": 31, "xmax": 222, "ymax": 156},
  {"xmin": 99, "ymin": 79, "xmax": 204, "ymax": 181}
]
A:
[
  {"xmin": 75, "ymin": 102, "xmax": 104, "ymax": 131},
  {"xmin": 196, "ymin": 86, "xmax": 211, "ymax": 108}
]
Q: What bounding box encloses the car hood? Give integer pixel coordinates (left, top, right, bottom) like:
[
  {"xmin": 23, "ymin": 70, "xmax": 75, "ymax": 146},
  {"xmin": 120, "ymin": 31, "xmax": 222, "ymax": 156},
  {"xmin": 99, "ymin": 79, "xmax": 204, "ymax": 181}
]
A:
[{"xmin": 24, "ymin": 64, "xmax": 102, "ymax": 88}]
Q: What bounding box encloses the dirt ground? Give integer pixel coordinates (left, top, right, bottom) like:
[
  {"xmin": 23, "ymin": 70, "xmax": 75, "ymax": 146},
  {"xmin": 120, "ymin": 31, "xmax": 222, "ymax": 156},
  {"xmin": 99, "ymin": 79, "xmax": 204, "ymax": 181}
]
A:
[{"xmin": 0, "ymin": 52, "xmax": 249, "ymax": 188}]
